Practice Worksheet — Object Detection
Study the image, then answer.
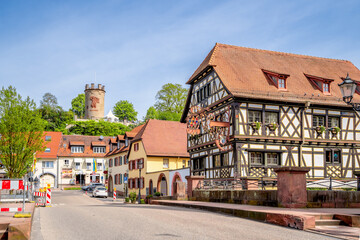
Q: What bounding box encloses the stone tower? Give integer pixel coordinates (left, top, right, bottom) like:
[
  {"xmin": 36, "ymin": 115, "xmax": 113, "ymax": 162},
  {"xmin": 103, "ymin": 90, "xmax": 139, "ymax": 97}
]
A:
[{"xmin": 84, "ymin": 83, "xmax": 105, "ymax": 120}]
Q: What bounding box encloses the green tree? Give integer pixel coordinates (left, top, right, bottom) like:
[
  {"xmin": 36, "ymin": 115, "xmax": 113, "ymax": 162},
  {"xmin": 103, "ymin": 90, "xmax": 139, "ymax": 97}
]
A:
[
  {"xmin": 67, "ymin": 120, "xmax": 130, "ymax": 136},
  {"xmin": 113, "ymin": 100, "xmax": 137, "ymax": 122},
  {"xmin": 144, "ymin": 106, "xmax": 159, "ymax": 121},
  {"xmin": 154, "ymin": 83, "xmax": 187, "ymax": 121},
  {"xmin": 0, "ymin": 86, "xmax": 45, "ymax": 178},
  {"xmin": 71, "ymin": 93, "xmax": 85, "ymax": 118},
  {"xmin": 40, "ymin": 92, "xmax": 59, "ymax": 110}
]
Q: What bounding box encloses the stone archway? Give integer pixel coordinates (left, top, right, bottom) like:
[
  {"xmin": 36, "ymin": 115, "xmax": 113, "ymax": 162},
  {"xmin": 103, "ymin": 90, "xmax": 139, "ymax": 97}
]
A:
[
  {"xmin": 39, "ymin": 172, "xmax": 56, "ymax": 188},
  {"xmin": 171, "ymin": 172, "xmax": 182, "ymax": 196},
  {"xmin": 157, "ymin": 173, "xmax": 167, "ymax": 196}
]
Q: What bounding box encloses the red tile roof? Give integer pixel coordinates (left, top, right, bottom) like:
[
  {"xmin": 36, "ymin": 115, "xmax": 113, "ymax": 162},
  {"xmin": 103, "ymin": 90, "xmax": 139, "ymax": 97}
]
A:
[
  {"xmin": 125, "ymin": 124, "xmax": 144, "ymax": 138},
  {"xmin": 69, "ymin": 141, "xmax": 84, "ymax": 146},
  {"xmin": 91, "ymin": 141, "xmax": 106, "ymax": 146},
  {"xmin": 36, "ymin": 132, "xmax": 62, "ymax": 159},
  {"xmin": 58, "ymin": 135, "xmax": 111, "ymax": 157},
  {"xmin": 187, "ymin": 43, "xmax": 360, "ymax": 107},
  {"xmin": 132, "ymin": 119, "xmax": 189, "ymax": 158}
]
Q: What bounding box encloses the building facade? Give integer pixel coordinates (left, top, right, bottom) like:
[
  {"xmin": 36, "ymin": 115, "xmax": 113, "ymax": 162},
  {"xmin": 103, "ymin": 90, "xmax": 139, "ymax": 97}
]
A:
[
  {"xmin": 127, "ymin": 119, "xmax": 190, "ymax": 197},
  {"xmin": 181, "ymin": 43, "xmax": 360, "ymax": 180},
  {"xmin": 84, "ymin": 83, "xmax": 105, "ymax": 120},
  {"xmin": 34, "ymin": 131, "xmax": 62, "ymax": 188},
  {"xmin": 57, "ymin": 135, "xmax": 110, "ymax": 187}
]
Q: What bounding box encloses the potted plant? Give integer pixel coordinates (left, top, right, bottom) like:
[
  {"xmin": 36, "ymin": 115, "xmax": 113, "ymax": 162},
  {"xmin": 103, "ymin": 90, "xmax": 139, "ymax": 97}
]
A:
[
  {"xmin": 145, "ymin": 194, "xmax": 153, "ymax": 204},
  {"xmin": 267, "ymin": 123, "xmax": 278, "ymax": 132},
  {"xmin": 154, "ymin": 191, "xmax": 161, "ymax": 197},
  {"xmin": 329, "ymin": 126, "xmax": 340, "ymax": 136},
  {"xmin": 250, "ymin": 121, "xmax": 261, "ymax": 131},
  {"xmin": 315, "ymin": 125, "xmax": 326, "ymax": 135},
  {"xmin": 129, "ymin": 192, "xmax": 137, "ymax": 203}
]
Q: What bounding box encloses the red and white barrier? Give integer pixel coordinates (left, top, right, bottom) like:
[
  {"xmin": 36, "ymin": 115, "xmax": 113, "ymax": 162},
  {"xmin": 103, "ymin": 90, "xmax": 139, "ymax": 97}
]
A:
[
  {"xmin": 34, "ymin": 192, "xmax": 46, "ymax": 206},
  {"xmin": 113, "ymin": 191, "xmax": 116, "ymax": 201},
  {"xmin": 0, "ymin": 180, "xmax": 24, "ymax": 190},
  {"xmin": 46, "ymin": 188, "xmax": 51, "ymax": 205},
  {"xmin": 0, "ymin": 208, "xmax": 22, "ymax": 212}
]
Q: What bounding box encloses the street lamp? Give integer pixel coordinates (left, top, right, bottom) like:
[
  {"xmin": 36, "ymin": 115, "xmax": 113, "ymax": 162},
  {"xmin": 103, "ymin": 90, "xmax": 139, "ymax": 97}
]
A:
[
  {"xmin": 338, "ymin": 74, "xmax": 359, "ymax": 111},
  {"xmin": 138, "ymin": 160, "xmax": 143, "ymax": 204}
]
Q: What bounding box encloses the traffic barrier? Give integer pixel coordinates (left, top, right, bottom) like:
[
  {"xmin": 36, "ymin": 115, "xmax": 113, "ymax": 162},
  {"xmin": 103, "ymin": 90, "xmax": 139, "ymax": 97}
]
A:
[
  {"xmin": 0, "ymin": 208, "xmax": 22, "ymax": 212},
  {"xmin": 113, "ymin": 188, "xmax": 116, "ymax": 201},
  {"xmin": 46, "ymin": 188, "xmax": 51, "ymax": 205},
  {"xmin": 0, "ymin": 179, "xmax": 24, "ymax": 190},
  {"xmin": 34, "ymin": 192, "xmax": 46, "ymax": 206}
]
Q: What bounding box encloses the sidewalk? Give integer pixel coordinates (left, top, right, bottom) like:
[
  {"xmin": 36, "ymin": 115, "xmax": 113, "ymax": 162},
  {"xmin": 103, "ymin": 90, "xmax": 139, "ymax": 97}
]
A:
[{"xmin": 152, "ymin": 200, "xmax": 360, "ymax": 239}]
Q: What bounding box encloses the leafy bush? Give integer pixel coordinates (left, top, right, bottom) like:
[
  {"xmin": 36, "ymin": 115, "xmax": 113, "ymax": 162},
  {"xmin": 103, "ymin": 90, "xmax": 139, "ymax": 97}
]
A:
[
  {"xmin": 129, "ymin": 192, "xmax": 137, "ymax": 203},
  {"xmin": 154, "ymin": 192, "xmax": 161, "ymax": 197},
  {"xmin": 140, "ymin": 199, "xmax": 145, "ymax": 204},
  {"xmin": 66, "ymin": 120, "xmax": 131, "ymax": 136},
  {"xmin": 146, "ymin": 194, "xmax": 153, "ymax": 199},
  {"xmin": 125, "ymin": 197, "xmax": 129, "ymax": 203}
]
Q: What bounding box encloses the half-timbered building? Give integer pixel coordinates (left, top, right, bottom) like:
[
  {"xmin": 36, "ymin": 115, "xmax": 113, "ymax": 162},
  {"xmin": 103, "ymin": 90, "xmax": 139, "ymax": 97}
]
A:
[{"xmin": 181, "ymin": 43, "xmax": 360, "ymax": 180}]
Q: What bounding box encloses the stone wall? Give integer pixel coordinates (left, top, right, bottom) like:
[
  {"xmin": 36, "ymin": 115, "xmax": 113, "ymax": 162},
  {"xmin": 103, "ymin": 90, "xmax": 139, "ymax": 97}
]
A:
[
  {"xmin": 192, "ymin": 190, "xmax": 277, "ymax": 207},
  {"xmin": 192, "ymin": 189, "xmax": 360, "ymax": 208}
]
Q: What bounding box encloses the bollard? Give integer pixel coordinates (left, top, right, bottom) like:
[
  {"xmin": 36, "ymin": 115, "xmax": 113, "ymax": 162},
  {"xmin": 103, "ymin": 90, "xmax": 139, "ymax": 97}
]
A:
[
  {"xmin": 46, "ymin": 188, "xmax": 51, "ymax": 206},
  {"xmin": 113, "ymin": 187, "xmax": 116, "ymax": 201}
]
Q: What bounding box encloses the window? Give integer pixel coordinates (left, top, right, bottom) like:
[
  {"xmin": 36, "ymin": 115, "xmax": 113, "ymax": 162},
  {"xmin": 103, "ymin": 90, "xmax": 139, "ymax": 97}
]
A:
[
  {"xmin": 250, "ymin": 152, "xmax": 262, "ymax": 165},
  {"xmin": 328, "ymin": 117, "xmax": 340, "ymax": 128},
  {"xmin": 124, "ymin": 155, "xmax": 128, "ymax": 164},
  {"xmin": 71, "ymin": 146, "xmax": 84, "ymax": 153},
  {"xmin": 323, "ymin": 83, "xmax": 329, "ymax": 93},
  {"xmin": 325, "ymin": 150, "xmax": 341, "ymax": 164},
  {"xmin": 313, "ymin": 115, "xmax": 325, "ymax": 127},
  {"xmin": 120, "ymin": 174, "xmax": 122, "ymax": 184},
  {"xmin": 109, "ymin": 159, "xmax": 113, "ymax": 167},
  {"xmin": 75, "ymin": 162, "xmax": 81, "ymax": 170},
  {"xmin": 114, "ymin": 157, "xmax": 118, "ymax": 166},
  {"xmin": 45, "ymin": 148, "xmax": 51, "ymax": 153},
  {"xmin": 93, "ymin": 147, "xmax": 106, "ymax": 153},
  {"xmin": 263, "ymin": 70, "xmax": 289, "ymax": 90},
  {"xmin": 265, "ymin": 112, "xmax": 278, "ymax": 124},
  {"xmin": 134, "ymin": 143, "xmax": 139, "ymax": 151},
  {"xmin": 97, "ymin": 163, "xmax": 102, "ymax": 170},
  {"xmin": 213, "ymin": 154, "xmax": 229, "ymax": 167},
  {"xmin": 250, "ymin": 152, "xmax": 280, "ymax": 166},
  {"xmin": 119, "ymin": 156, "xmax": 123, "ymax": 165},
  {"xmin": 163, "ymin": 159, "xmax": 169, "ymax": 168},
  {"xmin": 266, "ymin": 153, "xmax": 279, "ymax": 165},
  {"xmin": 278, "ymin": 79, "xmax": 285, "ymax": 89},
  {"xmin": 193, "ymin": 157, "xmax": 205, "ymax": 170},
  {"xmin": 86, "ymin": 163, "xmax": 91, "ymax": 170},
  {"xmin": 248, "ymin": 111, "xmax": 261, "ymax": 123},
  {"xmin": 196, "ymin": 83, "xmax": 211, "ymax": 103},
  {"xmin": 304, "ymin": 74, "xmax": 333, "ymax": 94},
  {"xmin": 64, "ymin": 160, "xmax": 69, "ymax": 165},
  {"xmin": 42, "ymin": 161, "xmax": 54, "ymax": 169},
  {"xmin": 45, "ymin": 136, "xmax": 51, "ymax": 141},
  {"xmin": 182, "ymin": 160, "xmax": 186, "ymax": 168},
  {"xmin": 213, "ymin": 155, "xmax": 221, "ymax": 167}
]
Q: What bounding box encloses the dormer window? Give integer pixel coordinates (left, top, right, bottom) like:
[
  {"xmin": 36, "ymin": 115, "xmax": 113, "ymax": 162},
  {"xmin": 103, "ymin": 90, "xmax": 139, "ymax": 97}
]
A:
[
  {"xmin": 262, "ymin": 69, "xmax": 289, "ymax": 90},
  {"xmin": 304, "ymin": 74, "xmax": 334, "ymax": 94}
]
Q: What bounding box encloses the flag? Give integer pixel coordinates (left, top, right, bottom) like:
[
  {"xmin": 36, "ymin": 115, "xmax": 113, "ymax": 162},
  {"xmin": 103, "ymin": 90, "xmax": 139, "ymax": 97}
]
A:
[
  {"xmin": 32, "ymin": 156, "xmax": 37, "ymax": 173},
  {"xmin": 93, "ymin": 158, "xmax": 97, "ymax": 172}
]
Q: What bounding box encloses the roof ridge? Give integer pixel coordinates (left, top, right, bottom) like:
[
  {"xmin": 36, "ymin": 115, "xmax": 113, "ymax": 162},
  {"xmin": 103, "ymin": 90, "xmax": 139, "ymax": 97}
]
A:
[
  {"xmin": 216, "ymin": 43, "xmax": 351, "ymax": 63},
  {"xmin": 208, "ymin": 42, "xmax": 219, "ymax": 66}
]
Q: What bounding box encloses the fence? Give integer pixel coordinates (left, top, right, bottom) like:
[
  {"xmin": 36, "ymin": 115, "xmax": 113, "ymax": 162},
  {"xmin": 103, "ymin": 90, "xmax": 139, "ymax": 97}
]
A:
[
  {"xmin": 0, "ymin": 179, "xmax": 32, "ymax": 202},
  {"xmin": 196, "ymin": 177, "xmax": 358, "ymax": 191}
]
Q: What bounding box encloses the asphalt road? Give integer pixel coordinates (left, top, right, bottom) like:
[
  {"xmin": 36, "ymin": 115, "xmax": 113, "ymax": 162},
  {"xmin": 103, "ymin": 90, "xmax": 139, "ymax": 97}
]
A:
[{"xmin": 31, "ymin": 190, "xmax": 336, "ymax": 240}]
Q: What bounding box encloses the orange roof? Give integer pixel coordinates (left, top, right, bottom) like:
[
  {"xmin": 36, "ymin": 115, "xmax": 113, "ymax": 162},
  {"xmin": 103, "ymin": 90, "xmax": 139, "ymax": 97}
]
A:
[
  {"xmin": 132, "ymin": 119, "xmax": 189, "ymax": 158},
  {"xmin": 125, "ymin": 124, "xmax": 145, "ymax": 138},
  {"xmin": 105, "ymin": 145, "xmax": 129, "ymax": 157},
  {"xmin": 58, "ymin": 135, "xmax": 111, "ymax": 157},
  {"xmin": 117, "ymin": 135, "xmax": 125, "ymax": 141},
  {"xmin": 69, "ymin": 141, "xmax": 84, "ymax": 146},
  {"xmin": 36, "ymin": 132, "xmax": 62, "ymax": 159},
  {"xmin": 187, "ymin": 43, "xmax": 360, "ymax": 107},
  {"xmin": 109, "ymin": 137, "xmax": 117, "ymax": 144},
  {"xmin": 91, "ymin": 141, "xmax": 106, "ymax": 146}
]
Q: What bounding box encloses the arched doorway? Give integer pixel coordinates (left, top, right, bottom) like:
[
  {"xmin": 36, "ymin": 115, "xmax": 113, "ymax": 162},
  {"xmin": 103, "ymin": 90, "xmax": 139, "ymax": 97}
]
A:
[
  {"xmin": 40, "ymin": 173, "xmax": 56, "ymax": 188},
  {"xmin": 108, "ymin": 175, "xmax": 113, "ymax": 194},
  {"xmin": 157, "ymin": 174, "xmax": 167, "ymax": 196},
  {"xmin": 149, "ymin": 179, "xmax": 153, "ymax": 195},
  {"xmin": 171, "ymin": 172, "xmax": 182, "ymax": 196}
]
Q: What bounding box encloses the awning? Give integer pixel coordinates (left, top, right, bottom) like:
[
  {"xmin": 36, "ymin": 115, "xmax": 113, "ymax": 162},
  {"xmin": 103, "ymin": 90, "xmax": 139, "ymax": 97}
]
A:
[
  {"xmin": 74, "ymin": 158, "xmax": 83, "ymax": 163},
  {"xmin": 85, "ymin": 159, "xmax": 93, "ymax": 163}
]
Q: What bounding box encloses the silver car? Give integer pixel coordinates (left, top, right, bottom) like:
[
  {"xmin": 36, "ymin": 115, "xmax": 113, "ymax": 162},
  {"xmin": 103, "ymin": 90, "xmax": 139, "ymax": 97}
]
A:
[{"xmin": 92, "ymin": 186, "xmax": 108, "ymax": 198}]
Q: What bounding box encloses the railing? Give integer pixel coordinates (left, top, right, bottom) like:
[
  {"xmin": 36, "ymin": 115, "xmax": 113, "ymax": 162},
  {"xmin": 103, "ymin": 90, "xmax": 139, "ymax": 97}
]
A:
[
  {"xmin": 195, "ymin": 178, "xmax": 278, "ymax": 190},
  {"xmin": 306, "ymin": 177, "xmax": 357, "ymax": 190}
]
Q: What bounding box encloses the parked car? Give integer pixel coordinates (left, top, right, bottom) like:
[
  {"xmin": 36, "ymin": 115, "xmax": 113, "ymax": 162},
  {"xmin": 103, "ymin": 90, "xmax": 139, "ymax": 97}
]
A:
[
  {"xmin": 92, "ymin": 186, "xmax": 108, "ymax": 198},
  {"xmin": 82, "ymin": 183, "xmax": 104, "ymax": 191}
]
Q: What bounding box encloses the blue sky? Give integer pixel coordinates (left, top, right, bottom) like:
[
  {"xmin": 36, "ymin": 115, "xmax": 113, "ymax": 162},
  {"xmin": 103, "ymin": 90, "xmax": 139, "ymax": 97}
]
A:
[{"xmin": 1, "ymin": 0, "xmax": 360, "ymax": 119}]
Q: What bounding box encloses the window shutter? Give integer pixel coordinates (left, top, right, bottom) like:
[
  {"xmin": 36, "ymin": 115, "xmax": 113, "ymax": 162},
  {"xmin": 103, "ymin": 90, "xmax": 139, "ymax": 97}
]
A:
[
  {"xmin": 135, "ymin": 160, "xmax": 137, "ymax": 169},
  {"xmin": 129, "ymin": 161, "xmax": 132, "ymax": 170},
  {"xmin": 120, "ymin": 174, "xmax": 122, "ymax": 184}
]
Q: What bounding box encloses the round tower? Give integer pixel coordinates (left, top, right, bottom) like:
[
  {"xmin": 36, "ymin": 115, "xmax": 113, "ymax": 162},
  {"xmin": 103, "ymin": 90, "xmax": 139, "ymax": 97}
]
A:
[{"xmin": 84, "ymin": 83, "xmax": 105, "ymax": 120}]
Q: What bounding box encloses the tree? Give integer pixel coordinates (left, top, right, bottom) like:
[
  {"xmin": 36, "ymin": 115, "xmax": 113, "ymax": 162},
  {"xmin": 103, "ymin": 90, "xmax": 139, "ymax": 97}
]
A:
[
  {"xmin": 0, "ymin": 86, "xmax": 45, "ymax": 178},
  {"xmin": 71, "ymin": 93, "xmax": 85, "ymax": 118},
  {"xmin": 154, "ymin": 83, "xmax": 187, "ymax": 121},
  {"xmin": 144, "ymin": 106, "xmax": 158, "ymax": 121},
  {"xmin": 67, "ymin": 120, "xmax": 130, "ymax": 136},
  {"xmin": 113, "ymin": 100, "xmax": 137, "ymax": 122},
  {"xmin": 40, "ymin": 92, "xmax": 59, "ymax": 110}
]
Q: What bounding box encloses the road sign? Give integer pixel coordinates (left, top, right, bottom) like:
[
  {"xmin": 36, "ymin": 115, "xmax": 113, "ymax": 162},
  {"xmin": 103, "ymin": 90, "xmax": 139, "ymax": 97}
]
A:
[{"xmin": 124, "ymin": 176, "xmax": 128, "ymax": 183}]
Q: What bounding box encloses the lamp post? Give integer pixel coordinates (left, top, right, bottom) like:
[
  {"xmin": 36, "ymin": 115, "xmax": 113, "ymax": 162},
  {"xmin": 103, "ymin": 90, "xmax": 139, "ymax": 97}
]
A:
[
  {"xmin": 138, "ymin": 160, "xmax": 143, "ymax": 204},
  {"xmin": 338, "ymin": 73, "xmax": 360, "ymax": 117}
]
